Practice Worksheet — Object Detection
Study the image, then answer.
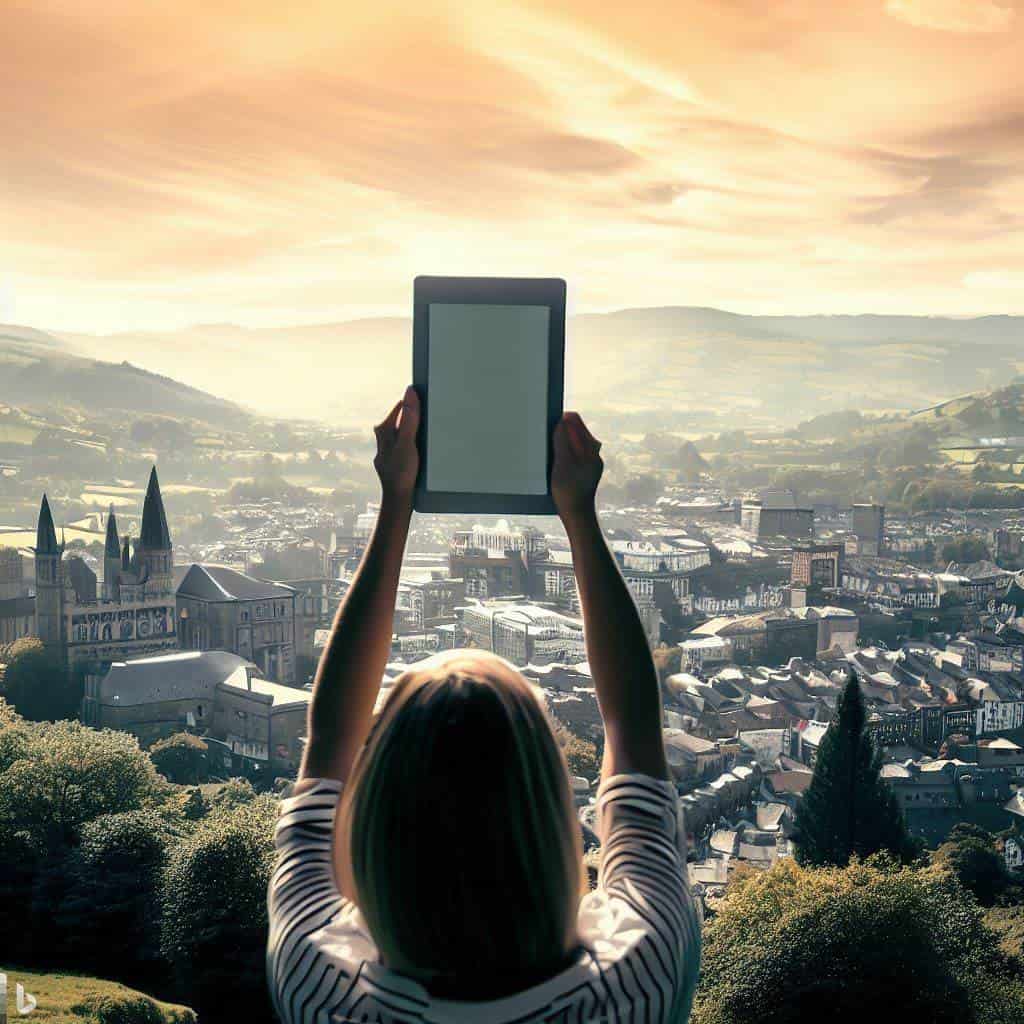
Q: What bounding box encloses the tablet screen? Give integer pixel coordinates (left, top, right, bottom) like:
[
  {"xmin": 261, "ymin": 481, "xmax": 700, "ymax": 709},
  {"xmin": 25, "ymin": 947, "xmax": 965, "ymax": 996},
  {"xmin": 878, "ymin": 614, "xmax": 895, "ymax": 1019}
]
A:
[{"xmin": 426, "ymin": 303, "xmax": 550, "ymax": 495}]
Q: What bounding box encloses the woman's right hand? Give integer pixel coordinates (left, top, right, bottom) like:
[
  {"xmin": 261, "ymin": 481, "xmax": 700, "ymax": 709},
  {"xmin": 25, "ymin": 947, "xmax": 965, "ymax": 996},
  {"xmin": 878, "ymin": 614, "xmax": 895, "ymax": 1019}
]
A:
[{"xmin": 552, "ymin": 411, "xmax": 603, "ymax": 526}]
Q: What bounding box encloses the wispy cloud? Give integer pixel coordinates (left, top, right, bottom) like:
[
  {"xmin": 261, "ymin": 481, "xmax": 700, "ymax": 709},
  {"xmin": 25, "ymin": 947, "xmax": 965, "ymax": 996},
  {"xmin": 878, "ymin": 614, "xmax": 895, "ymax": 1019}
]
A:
[
  {"xmin": 0, "ymin": 0, "xmax": 1022, "ymax": 331},
  {"xmin": 886, "ymin": 0, "xmax": 1015, "ymax": 34}
]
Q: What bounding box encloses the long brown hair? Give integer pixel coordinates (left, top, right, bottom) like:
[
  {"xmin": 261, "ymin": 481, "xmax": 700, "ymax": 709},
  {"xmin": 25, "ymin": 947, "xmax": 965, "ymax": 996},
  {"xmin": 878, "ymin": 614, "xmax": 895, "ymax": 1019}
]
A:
[{"xmin": 336, "ymin": 651, "xmax": 583, "ymax": 998}]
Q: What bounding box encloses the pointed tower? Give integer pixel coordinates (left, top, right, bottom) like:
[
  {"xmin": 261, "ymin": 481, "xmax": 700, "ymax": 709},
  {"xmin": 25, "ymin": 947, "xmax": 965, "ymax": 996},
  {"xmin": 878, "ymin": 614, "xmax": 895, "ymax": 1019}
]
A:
[
  {"xmin": 34, "ymin": 494, "xmax": 66, "ymax": 652},
  {"xmin": 122, "ymin": 535, "xmax": 131, "ymax": 572},
  {"xmin": 138, "ymin": 466, "xmax": 173, "ymax": 594},
  {"xmin": 103, "ymin": 504, "xmax": 121, "ymax": 602}
]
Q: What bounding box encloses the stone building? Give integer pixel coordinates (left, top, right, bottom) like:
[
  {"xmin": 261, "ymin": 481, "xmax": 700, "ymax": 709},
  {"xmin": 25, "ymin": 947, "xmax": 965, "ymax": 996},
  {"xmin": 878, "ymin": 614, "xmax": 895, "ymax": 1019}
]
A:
[
  {"xmin": 33, "ymin": 468, "xmax": 178, "ymax": 671},
  {"xmin": 84, "ymin": 649, "xmax": 310, "ymax": 777},
  {"xmin": 176, "ymin": 563, "xmax": 298, "ymax": 683}
]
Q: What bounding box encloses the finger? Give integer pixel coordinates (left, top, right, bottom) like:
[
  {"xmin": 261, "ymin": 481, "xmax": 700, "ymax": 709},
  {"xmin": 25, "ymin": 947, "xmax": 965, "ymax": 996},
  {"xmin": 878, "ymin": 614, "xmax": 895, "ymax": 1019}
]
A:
[
  {"xmin": 574, "ymin": 414, "xmax": 602, "ymax": 451},
  {"xmin": 374, "ymin": 399, "xmax": 403, "ymax": 440},
  {"xmin": 397, "ymin": 385, "xmax": 421, "ymax": 443},
  {"xmin": 563, "ymin": 412, "xmax": 586, "ymax": 457}
]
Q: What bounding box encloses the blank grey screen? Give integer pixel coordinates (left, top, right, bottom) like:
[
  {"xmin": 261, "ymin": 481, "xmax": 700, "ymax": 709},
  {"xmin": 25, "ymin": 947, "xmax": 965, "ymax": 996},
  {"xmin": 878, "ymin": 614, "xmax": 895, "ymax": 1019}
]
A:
[{"xmin": 426, "ymin": 303, "xmax": 549, "ymax": 495}]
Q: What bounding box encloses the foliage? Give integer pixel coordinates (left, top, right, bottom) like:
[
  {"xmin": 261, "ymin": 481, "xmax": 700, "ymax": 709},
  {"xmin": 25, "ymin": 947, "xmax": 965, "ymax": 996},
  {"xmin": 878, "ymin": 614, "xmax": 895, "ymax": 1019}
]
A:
[
  {"xmin": 793, "ymin": 675, "xmax": 916, "ymax": 867},
  {"xmin": 931, "ymin": 828, "xmax": 1007, "ymax": 906},
  {"xmin": 206, "ymin": 776, "xmax": 258, "ymax": 815},
  {"xmin": 0, "ymin": 719, "xmax": 163, "ymax": 851},
  {"xmin": 0, "ymin": 965, "xmax": 195, "ymax": 1024},
  {"xmin": 56, "ymin": 811, "xmax": 175, "ymax": 978},
  {"xmin": 692, "ymin": 858, "xmax": 1024, "ymax": 1024},
  {"xmin": 942, "ymin": 534, "xmax": 992, "ymax": 566},
  {"xmin": 552, "ymin": 721, "xmax": 600, "ymax": 780},
  {"xmin": 0, "ymin": 636, "xmax": 81, "ymax": 721},
  {"xmin": 149, "ymin": 733, "xmax": 210, "ymax": 785},
  {"xmin": 159, "ymin": 796, "xmax": 279, "ymax": 1022}
]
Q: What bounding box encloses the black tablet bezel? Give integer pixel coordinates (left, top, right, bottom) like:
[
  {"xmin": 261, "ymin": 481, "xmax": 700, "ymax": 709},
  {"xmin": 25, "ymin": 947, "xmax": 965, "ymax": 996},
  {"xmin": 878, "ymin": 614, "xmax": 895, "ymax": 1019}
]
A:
[{"xmin": 412, "ymin": 275, "xmax": 565, "ymax": 515}]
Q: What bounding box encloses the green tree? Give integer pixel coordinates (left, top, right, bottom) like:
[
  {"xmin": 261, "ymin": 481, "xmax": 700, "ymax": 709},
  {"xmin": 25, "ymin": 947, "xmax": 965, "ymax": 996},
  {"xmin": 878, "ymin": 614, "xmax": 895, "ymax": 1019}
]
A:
[
  {"xmin": 0, "ymin": 716, "xmax": 163, "ymax": 963},
  {"xmin": 0, "ymin": 636, "xmax": 81, "ymax": 721},
  {"xmin": 932, "ymin": 829, "xmax": 1006, "ymax": 906},
  {"xmin": 693, "ymin": 858, "xmax": 1024, "ymax": 1024},
  {"xmin": 150, "ymin": 733, "xmax": 210, "ymax": 785},
  {"xmin": 941, "ymin": 535, "xmax": 992, "ymax": 566},
  {"xmin": 160, "ymin": 797, "xmax": 278, "ymax": 1022},
  {"xmin": 56, "ymin": 810, "xmax": 175, "ymax": 981},
  {"xmin": 793, "ymin": 675, "xmax": 916, "ymax": 866}
]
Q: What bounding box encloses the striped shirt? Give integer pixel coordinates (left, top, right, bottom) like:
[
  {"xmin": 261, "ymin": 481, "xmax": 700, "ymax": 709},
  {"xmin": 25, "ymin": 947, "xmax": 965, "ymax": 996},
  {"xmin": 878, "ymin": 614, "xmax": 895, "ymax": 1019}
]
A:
[{"xmin": 267, "ymin": 772, "xmax": 702, "ymax": 1023}]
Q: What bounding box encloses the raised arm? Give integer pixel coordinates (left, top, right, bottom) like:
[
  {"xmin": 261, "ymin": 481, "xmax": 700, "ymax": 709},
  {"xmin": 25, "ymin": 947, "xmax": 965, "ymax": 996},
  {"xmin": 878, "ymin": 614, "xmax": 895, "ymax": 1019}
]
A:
[
  {"xmin": 298, "ymin": 387, "xmax": 420, "ymax": 785},
  {"xmin": 552, "ymin": 413, "xmax": 668, "ymax": 782}
]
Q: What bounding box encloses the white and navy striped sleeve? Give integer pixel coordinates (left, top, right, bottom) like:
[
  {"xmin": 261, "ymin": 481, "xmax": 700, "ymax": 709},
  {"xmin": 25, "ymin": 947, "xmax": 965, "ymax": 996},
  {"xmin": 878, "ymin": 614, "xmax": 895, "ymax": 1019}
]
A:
[
  {"xmin": 586, "ymin": 773, "xmax": 702, "ymax": 1022},
  {"xmin": 266, "ymin": 778, "xmax": 364, "ymax": 1024}
]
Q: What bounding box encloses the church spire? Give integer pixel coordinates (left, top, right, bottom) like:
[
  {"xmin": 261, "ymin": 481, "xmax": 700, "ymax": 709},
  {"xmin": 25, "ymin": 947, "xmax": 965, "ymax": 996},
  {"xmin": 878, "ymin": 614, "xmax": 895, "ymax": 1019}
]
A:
[
  {"xmin": 139, "ymin": 466, "xmax": 172, "ymax": 550},
  {"xmin": 122, "ymin": 535, "xmax": 131, "ymax": 571},
  {"xmin": 104, "ymin": 504, "xmax": 121, "ymax": 558},
  {"xmin": 36, "ymin": 494, "xmax": 59, "ymax": 554}
]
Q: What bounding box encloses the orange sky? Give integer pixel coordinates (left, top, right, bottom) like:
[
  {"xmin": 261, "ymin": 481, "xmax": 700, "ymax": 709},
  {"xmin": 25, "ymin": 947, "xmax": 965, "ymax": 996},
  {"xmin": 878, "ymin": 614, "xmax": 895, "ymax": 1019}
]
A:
[{"xmin": 2, "ymin": 0, "xmax": 1022, "ymax": 332}]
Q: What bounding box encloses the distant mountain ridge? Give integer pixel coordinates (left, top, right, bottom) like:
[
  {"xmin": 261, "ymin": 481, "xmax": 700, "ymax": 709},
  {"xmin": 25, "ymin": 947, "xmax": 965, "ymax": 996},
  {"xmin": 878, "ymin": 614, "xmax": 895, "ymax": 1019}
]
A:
[
  {"xmin": 0, "ymin": 324, "xmax": 247, "ymax": 427},
  {"xmin": 8, "ymin": 306, "xmax": 1022, "ymax": 429}
]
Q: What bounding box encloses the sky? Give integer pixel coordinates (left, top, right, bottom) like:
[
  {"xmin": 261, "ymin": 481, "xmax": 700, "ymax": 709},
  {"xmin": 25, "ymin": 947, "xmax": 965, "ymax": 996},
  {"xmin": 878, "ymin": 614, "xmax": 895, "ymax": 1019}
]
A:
[{"xmin": 2, "ymin": 0, "xmax": 1023, "ymax": 333}]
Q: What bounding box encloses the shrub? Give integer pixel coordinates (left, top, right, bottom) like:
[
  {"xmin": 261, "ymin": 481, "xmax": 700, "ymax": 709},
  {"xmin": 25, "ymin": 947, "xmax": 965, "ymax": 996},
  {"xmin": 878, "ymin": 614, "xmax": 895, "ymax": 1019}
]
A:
[
  {"xmin": 149, "ymin": 733, "xmax": 210, "ymax": 785},
  {"xmin": 160, "ymin": 795, "xmax": 278, "ymax": 1022},
  {"xmin": 693, "ymin": 858, "xmax": 1024, "ymax": 1024},
  {"xmin": 57, "ymin": 810, "xmax": 175, "ymax": 980}
]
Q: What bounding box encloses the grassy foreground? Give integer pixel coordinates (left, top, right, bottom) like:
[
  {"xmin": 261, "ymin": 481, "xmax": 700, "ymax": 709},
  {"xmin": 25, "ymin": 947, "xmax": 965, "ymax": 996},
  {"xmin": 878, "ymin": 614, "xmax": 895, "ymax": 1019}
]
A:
[{"xmin": 0, "ymin": 967, "xmax": 195, "ymax": 1024}]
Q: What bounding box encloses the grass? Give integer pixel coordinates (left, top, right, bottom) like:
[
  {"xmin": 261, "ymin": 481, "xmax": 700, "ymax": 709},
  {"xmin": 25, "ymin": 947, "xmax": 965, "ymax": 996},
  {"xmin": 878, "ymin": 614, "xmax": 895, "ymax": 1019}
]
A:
[{"xmin": 0, "ymin": 966, "xmax": 195, "ymax": 1024}]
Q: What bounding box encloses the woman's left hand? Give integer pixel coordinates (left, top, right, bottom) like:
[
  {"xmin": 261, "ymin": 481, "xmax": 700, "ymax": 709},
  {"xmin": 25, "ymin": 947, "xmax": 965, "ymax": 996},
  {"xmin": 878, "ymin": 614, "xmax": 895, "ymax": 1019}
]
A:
[{"xmin": 374, "ymin": 386, "xmax": 421, "ymax": 502}]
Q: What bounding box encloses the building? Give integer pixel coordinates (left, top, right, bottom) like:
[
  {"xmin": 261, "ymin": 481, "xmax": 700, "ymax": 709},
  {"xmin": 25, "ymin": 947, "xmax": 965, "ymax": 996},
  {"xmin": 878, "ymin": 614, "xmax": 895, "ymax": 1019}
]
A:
[
  {"xmin": 83, "ymin": 649, "xmax": 310, "ymax": 776},
  {"xmin": 851, "ymin": 503, "xmax": 885, "ymax": 556},
  {"xmin": 448, "ymin": 523, "xmax": 546, "ymax": 599},
  {"xmin": 399, "ymin": 576, "xmax": 466, "ymax": 630},
  {"xmin": 177, "ymin": 564, "xmax": 298, "ymax": 683},
  {"xmin": 0, "ymin": 548, "xmax": 27, "ymax": 600},
  {"xmin": 790, "ymin": 605, "xmax": 860, "ymax": 655},
  {"xmin": 459, "ymin": 601, "xmax": 585, "ymax": 665},
  {"xmin": 790, "ymin": 543, "xmax": 843, "ymax": 590},
  {"xmin": 0, "ymin": 596, "xmax": 35, "ymax": 646},
  {"xmin": 741, "ymin": 501, "xmax": 814, "ymax": 541},
  {"xmin": 33, "ymin": 469, "xmax": 178, "ymax": 671}
]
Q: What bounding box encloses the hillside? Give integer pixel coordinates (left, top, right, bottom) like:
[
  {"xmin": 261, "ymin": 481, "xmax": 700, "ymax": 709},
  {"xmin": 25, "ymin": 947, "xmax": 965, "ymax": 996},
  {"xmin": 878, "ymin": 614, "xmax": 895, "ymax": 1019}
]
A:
[
  {"xmin": 0, "ymin": 326, "xmax": 248, "ymax": 428},
  {"xmin": 0, "ymin": 965, "xmax": 195, "ymax": 1023},
  {"xmin": 57, "ymin": 308, "xmax": 1024, "ymax": 429}
]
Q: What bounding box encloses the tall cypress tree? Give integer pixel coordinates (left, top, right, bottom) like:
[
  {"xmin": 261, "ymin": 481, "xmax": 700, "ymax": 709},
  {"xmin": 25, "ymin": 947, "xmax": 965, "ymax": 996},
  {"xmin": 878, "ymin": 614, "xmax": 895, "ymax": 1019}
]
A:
[{"xmin": 793, "ymin": 673, "xmax": 916, "ymax": 867}]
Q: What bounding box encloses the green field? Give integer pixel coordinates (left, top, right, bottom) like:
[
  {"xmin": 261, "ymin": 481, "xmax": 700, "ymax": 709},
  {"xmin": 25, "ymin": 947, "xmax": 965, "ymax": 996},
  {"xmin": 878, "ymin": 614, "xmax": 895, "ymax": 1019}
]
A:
[{"xmin": 0, "ymin": 966, "xmax": 195, "ymax": 1024}]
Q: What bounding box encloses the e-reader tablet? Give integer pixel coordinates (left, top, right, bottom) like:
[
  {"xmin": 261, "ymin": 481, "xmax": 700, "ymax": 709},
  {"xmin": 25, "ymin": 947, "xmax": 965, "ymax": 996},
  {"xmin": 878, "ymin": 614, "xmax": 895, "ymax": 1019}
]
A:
[{"xmin": 412, "ymin": 275, "xmax": 566, "ymax": 515}]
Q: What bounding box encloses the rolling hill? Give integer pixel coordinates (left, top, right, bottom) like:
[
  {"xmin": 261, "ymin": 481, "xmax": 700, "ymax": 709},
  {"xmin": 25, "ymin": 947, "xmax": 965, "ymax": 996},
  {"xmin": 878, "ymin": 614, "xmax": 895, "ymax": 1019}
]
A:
[
  {"xmin": 56, "ymin": 308, "xmax": 1023, "ymax": 430},
  {"xmin": 0, "ymin": 325, "xmax": 248, "ymax": 428}
]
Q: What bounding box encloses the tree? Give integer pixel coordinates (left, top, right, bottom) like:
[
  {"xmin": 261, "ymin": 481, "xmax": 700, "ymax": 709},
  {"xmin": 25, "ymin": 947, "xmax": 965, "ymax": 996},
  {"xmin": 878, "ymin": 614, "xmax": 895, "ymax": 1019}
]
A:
[
  {"xmin": 0, "ymin": 637, "xmax": 81, "ymax": 721},
  {"xmin": 942, "ymin": 535, "xmax": 992, "ymax": 566},
  {"xmin": 0, "ymin": 717, "xmax": 164, "ymax": 963},
  {"xmin": 56, "ymin": 810, "xmax": 175, "ymax": 981},
  {"xmin": 693, "ymin": 858, "xmax": 1024, "ymax": 1024},
  {"xmin": 932, "ymin": 829, "xmax": 1006, "ymax": 906},
  {"xmin": 793, "ymin": 674, "xmax": 916, "ymax": 867},
  {"xmin": 160, "ymin": 797, "xmax": 279, "ymax": 1022},
  {"xmin": 150, "ymin": 733, "xmax": 210, "ymax": 785}
]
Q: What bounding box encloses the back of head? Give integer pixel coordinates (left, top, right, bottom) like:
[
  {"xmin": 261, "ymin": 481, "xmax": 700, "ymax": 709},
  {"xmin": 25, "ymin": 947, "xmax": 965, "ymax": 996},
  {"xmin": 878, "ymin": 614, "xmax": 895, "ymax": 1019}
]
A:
[{"xmin": 338, "ymin": 651, "xmax": 582, "ymax": 998}]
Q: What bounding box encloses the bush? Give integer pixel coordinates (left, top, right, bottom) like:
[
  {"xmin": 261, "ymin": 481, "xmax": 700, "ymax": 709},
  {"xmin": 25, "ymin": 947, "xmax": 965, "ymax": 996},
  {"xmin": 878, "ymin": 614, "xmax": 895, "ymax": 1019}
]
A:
[
  {"xmin": 693, "ymin": 858, "xmax": 1024, "ymax": 1024},
  {"xmin": 149, "ymin": 734, "xmax": 210, "ymax": 785},
  {"xmin": 159, "ymin": 796, "xmax": 278, "ymax": 1022},
  {"xmin": 932, "ymin": 831, "xmax": 1007, "ymax": 906},
  {"xmin": 57, "ymin": 811, "xmax": 175, "ymax": 980},
  {"xmin": 71, "ymin": 993, "xmax": 171, "ymax": 1024},
  {"xmin": 0, "ymin": 716, "xmax": 163, "ymax": 963},
  {"xmin": 0, "ymin": 637, "xmax": 81, "ymax": 721}
]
